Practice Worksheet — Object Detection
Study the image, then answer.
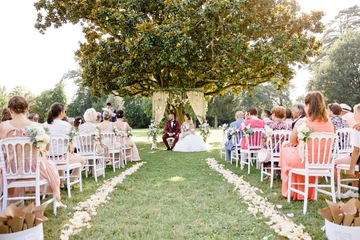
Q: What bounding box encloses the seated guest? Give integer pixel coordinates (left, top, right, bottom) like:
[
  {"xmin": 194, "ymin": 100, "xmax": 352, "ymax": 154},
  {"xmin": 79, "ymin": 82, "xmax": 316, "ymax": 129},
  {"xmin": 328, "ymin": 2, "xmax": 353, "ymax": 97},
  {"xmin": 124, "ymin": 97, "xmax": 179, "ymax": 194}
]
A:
[
  {"xmin": 267, "ymin": 106, "xmax": 291, "ymax": 130},
  {"xmin": 284, "ymin": 108, "xmax": 293, "ymax": 130},
  {"xmin": 0, "ymin": 96, "xmax": 66, "ymax": 208},
  {"xmin": 333, "ymin": 103, "xmax": 360, "ymax": 198},
  {"xmin": 28, "ymin": 113, "xmax": 39, "ymax": 122},
  {"xmin": 79, "ymin": 108, "xmax": 99, "ymax": 134},
  {"xmin": 291, "ymin": 103, "xmax": 306, "ymax": 129},
  {"xmin": 114, "ymin": 110, "xmax": 141, "ymax": 161},
  {"xmin": 162, "ymin": 113, "xmax": 180, "ymax": 150},
  {"xmin": 340, "ymin": 103, "xmax": 356, "ymax": 128},
  {"xmin": 327, "ymin": 103, "xmax": 349, "ymax": 130},
  {"xmin": 239, "ymin": 106, "xmax": 265, "ymax": 150},
  {"xmin": 44, "ymin": 103, "xmax": 85, "ymax": 189},
  {"xmin": 73, "ymin": 116, "xmax": 84, "ymax": 131},
  {"xmin": 279, "ymin": 91, "xmax": 335, "ymax": 200},
  {"xmin": 97, "ymin": 108, "xmax": 114, "ymax": 132},
  {"xmin": 261, "ymin": 109, "xmax": 272, "ymax": 124},
  {"xmin": 225, "ymin": 111, "xmax": 244, "ymax": 162}
]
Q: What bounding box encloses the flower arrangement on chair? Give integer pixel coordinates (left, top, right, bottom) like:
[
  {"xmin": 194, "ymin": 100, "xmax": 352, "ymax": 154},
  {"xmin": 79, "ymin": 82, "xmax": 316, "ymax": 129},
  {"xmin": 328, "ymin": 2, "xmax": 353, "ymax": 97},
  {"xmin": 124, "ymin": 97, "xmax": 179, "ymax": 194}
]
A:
[
  {"xmin": 219, "ymin": 123, "xmax": 228, "ymax": 131},
  {"xmin": 25, "ymin": 126, "xmax": 50, "ymax": 151},
  {"xmin": 296, "ymin": 121, "xmax": 313, "ymax": 161},
  {"xmin": 148, "ymin": 120, "xmax": 158, "ymax": 149},
  {"xmin": 241, "ymin": 122, "xmax": 254, "ymax": 136},
  {"xmin": 199, "ymin": 121, "xmax": 210, "ymax": 142}
]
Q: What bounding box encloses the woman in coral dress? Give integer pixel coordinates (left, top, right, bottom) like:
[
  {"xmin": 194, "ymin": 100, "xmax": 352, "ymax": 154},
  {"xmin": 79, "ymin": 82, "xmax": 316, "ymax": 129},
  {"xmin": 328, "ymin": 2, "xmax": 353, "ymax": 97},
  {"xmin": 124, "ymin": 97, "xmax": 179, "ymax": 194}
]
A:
[
  {"xmin": 279, "ymin": 91, "xmax": 335, "ymax": 200},
  {"xmin": 113, "ymin": 110, "xmax": 141, "ymax": 161},
  {"xmin": 0, "ymin": 96, "xmax": 66, "ymax": 208}
]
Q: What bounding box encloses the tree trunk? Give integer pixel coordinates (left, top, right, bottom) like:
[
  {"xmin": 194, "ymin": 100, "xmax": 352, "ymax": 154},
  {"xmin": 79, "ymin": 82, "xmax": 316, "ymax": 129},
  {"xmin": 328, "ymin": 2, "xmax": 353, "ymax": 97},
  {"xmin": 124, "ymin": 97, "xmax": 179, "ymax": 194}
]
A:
[{"xmin": 214, "ymin": 114, "xmax": 218, "ymax": 128}]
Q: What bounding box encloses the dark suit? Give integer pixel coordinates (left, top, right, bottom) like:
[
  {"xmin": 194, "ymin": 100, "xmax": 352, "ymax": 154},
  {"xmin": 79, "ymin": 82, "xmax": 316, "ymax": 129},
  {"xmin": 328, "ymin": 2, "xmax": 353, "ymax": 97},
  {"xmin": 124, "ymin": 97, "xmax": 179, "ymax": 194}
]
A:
[
  {"xmin": 162, "ymin": 120, "xmax": 180, "ymax": 149},
  {"xmin": 292, "ymin": 115, "xmax": 305, "ymax": 129}
]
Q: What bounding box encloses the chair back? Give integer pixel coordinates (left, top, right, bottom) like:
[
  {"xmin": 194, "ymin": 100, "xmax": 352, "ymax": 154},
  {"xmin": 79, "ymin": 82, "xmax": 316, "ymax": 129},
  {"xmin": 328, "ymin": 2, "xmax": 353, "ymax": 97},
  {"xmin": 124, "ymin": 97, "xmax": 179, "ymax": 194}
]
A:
[
  {"xmin": 48, "ymin": 134, "xmax": 70, "ymax": 165},
  {"xmin": 305, "ymin": 132, "xmax": 338, "ymax": 170},
  {"xmin": 101, "ymin": 131, "xmax": 117, "ymax": 150},
  {"xmin": 74, "ymin": 133, "xmax": 96, "ymax": 155},
  {"xmin": 0, "ymin": 137, "xmax": 41, "ymax": 181},
  {"xmin": 336, "ymin": 128, "xmax": 352, "ymax": 157},
  {"xmin": 267, "ymin": 130, "xmax": 291, "ymax": 157},
  {"xmin": 244, "ymin": 128, "xmax": 264, "ymax": 150}
]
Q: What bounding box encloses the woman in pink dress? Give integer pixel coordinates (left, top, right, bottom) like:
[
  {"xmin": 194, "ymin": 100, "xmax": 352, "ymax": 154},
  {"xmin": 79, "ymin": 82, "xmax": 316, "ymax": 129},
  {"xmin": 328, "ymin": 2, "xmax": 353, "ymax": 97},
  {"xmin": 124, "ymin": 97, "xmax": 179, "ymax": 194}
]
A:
[
  {"xmin": 279, "ymin": 91, "xmax": 335, "ymax": 200},
  {"xmin": 113, "ymin": 110, "xmax": 141, "ymax": 161},
  {"xmin": 239, "ymin": 106, "xmax": 265, "ymax": 150},
  {"xmin": 0, "ymin": 96, "xmax": 66, "ymax": 208}
]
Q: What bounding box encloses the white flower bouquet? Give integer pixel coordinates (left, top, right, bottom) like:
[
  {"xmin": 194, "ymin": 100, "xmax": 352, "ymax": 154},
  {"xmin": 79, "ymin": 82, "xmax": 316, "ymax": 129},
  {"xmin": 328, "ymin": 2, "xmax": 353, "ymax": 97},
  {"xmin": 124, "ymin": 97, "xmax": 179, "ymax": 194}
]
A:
[
  {"xmin": 199, "ymin": 121, "xmax": 210, "ymax": 142},
  {"xmin": 69, "ymin": 126, "xmax": 78, "ymax": 143},
  {"xmin": 25, "ymin": 126, "xmax": 50, "ymax": 151},
  {"xmin": 148, "ymin": 121, "xmax": 158, "ymax": 142},
  {"xmin": 228, "ymin": 126, "xmax": 238, "ymax": 136},
  {"xmin": 219, "ymin": 123, "xmax": 228, "ymax": 131},
  {"xmin": 297, "ymin": 121, "xmax": 312, "ymax": 143},
  {"xmin": 113, "ymin": 126, "xmax": 121, "ymax": 136}
]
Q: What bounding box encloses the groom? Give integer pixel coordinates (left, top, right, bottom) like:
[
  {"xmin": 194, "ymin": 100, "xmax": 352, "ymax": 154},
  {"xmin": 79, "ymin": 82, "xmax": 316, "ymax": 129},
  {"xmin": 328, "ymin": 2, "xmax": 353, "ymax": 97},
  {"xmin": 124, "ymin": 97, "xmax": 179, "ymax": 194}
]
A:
[{"xmin": 162, "ymin": 113, "xmax": 180, "ymax": 150}]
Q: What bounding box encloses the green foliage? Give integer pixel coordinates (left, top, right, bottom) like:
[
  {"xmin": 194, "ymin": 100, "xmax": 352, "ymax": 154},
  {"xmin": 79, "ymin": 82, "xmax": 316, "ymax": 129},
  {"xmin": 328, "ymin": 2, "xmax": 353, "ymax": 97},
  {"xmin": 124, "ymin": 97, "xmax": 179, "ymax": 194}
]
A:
[
  {"xmin": 29, "ymin": 81, "xmax": 67, "ymax": 122},
  {"xmin": 0, "ymin": 86, "xmax": 9, "ymax": 109},
  {"xmin": 123, "ymin": 97, "xmax": 151, "ymax": 128},
  {"xmin": 307, "ymin": 30, "xmax": 360, "ymax": 106},
  {"xmin": 34, "ymin": 0, "xmax": 324, "ymax": 98}
]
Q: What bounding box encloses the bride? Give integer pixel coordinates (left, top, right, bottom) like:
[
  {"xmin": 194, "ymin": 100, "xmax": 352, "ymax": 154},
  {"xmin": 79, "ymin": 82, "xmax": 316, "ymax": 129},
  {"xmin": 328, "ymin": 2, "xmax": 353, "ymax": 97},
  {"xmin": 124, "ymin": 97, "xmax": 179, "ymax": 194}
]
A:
[{"xmin": 173, "ymin": 113, "xmax": 211, "ymax": 152}]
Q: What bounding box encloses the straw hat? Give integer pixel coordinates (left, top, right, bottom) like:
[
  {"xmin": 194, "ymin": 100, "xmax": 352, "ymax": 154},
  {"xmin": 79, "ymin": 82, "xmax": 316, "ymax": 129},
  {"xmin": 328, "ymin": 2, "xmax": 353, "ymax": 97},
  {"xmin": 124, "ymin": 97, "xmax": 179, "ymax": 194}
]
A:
[{"xmin": 340, "ymin": 103, "xmax": 352, "ymax": 112}]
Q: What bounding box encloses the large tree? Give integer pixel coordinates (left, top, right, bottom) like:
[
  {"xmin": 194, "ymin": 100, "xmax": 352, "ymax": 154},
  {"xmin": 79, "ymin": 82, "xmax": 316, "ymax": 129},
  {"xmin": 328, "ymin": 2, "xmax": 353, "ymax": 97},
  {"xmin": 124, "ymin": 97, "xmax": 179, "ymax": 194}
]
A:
[
  {"xmin": 35, "ymin": 0, "xmax": 324, "ymax": 99},
  {"xmin": 307, "ymin": 30, "xmax": 360, "ymax": 106}
]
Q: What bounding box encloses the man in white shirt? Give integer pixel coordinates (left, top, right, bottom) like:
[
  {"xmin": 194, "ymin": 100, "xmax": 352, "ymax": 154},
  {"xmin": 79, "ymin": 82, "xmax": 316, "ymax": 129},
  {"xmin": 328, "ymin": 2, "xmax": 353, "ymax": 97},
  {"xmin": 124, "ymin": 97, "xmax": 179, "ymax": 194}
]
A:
[{"xmin": 340, "ymin": 103, "xmax": 356, "ymax": 127}]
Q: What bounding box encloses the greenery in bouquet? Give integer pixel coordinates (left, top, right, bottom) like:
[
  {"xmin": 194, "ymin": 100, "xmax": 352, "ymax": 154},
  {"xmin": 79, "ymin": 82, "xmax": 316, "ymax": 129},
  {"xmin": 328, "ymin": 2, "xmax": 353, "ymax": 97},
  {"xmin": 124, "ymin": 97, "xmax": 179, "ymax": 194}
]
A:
[
  {"xmin": 25, "ymin": 126, "xmax": 50, "ymax": 151},
  {"xmin": 228, "ymin": 126, "xmax": 238, "ymax": 136},
  {"xmin": 92, "ymin": 126, "xmax": 101, "ymax": 142},
  {"xmin": 199, "ymin": 121, "xmax": 210, "ymax": 142},
  {"xmin": 241, "ymin": 122, "xmax": 254, "ymax": 136},
  {"xmin": 69, "ymin": 126, "xmax": 78, "ymax": 143},
  {"xmin": 113, "ymin": 126, "xmax": 121, "ymax": 136},
  {"xmin": 148, "ymin": 121, "xmax": 158, "ymax": 142},
  {"xmin": 219, "ymin": 123, "xmax": 228, "ymax": 131}
]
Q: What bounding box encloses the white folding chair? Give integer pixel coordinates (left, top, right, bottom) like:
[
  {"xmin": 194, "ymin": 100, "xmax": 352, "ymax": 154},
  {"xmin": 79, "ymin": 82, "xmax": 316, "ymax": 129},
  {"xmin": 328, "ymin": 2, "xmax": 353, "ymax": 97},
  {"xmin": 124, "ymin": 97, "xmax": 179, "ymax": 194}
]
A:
[
  {"xmin": 74, "ymin": 134, "xmax": 106, "ymax": 182},
  {"xmin": 0, "ymin": 137, "xmax": 57, "ymax": 214},
  {"xmin": 260, "ymin": 130, "xmax": 291, "ymax": 188},
  {"xmin": 101, "ymin": 132, "xmax": 122, "ymax": 171},
  {"xmin": 119, "ymin": 136, "xmax": 133, "ymax": 166},
  {"xmin": 239, "ymin": 128, "xmax": 264, "ymax": 173},
  {"xmin": 287, "ymin": 132, "xmax": 338, "ymax": 214},
  {"xmin": 48, "ymin": 134, "xmax": 83, "ymax": 198},
  {"xmin": 335, "ymin": 128, "xmax": 352, "ymax": 158}
]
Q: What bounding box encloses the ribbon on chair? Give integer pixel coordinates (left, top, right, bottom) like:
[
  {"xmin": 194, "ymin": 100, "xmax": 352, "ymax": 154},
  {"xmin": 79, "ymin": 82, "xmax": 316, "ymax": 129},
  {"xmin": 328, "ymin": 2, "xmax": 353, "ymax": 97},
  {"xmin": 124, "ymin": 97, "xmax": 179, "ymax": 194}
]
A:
[{"xmin": 298, "ymin": 140, "xmax": 305, "ymax": 164}]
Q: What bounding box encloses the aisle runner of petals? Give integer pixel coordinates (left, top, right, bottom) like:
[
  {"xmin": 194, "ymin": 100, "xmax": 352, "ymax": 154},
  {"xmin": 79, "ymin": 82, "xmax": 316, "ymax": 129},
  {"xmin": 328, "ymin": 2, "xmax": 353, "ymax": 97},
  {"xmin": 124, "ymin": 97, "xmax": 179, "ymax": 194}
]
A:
[
  {"xmin": 60, "ymin": 162, "xmax": 146, "ymax": 240},
  {"xmin": 206, "ymin": 158, "xmax": 311, "ymax": 240}
]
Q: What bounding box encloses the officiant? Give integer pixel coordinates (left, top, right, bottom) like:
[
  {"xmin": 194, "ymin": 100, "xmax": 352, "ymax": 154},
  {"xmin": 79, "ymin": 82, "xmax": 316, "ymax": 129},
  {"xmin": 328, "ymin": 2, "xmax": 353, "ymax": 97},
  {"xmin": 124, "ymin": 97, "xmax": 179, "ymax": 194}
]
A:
[{"xmin": 162, "ymin": 112, "xmax": 180, "ymax": 150}]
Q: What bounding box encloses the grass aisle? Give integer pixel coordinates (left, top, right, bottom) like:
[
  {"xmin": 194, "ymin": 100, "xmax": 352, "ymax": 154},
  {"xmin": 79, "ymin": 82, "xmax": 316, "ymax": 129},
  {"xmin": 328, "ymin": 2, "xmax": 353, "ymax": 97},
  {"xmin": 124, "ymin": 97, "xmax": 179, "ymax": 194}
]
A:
[{"xmin": 70, "ymin": 144, "xmax": 275, "ymax": 239}]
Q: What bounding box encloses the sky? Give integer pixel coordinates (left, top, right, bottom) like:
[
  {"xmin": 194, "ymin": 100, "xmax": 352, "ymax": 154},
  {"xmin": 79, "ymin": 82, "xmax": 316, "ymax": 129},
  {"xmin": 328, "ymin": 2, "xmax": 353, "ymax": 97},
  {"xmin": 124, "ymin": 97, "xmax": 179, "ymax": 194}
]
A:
[{"xmin": 0, "ymin": 0, "xmax": 359, "ymax": 102}]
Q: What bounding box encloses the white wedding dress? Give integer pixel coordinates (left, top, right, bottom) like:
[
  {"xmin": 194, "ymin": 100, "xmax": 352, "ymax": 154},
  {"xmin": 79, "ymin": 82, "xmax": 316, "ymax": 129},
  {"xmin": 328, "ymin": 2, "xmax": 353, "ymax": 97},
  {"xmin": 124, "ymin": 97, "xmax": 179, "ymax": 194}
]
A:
[{"xmin": 172, "ymin": 122, "xmax": 211, "ymax": 152}]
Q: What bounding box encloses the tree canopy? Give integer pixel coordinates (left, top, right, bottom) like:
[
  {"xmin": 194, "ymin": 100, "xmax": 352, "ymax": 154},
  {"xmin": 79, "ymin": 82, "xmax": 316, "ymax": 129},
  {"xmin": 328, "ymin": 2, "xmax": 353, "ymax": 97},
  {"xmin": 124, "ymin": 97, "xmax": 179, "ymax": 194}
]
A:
[
  {"xmin": 34, "ymin": 0, "xmax": 324, "ymax": 98},
  {"xmin": 307, "ymin": 30, "xmax": 360, "ymax": 105}
]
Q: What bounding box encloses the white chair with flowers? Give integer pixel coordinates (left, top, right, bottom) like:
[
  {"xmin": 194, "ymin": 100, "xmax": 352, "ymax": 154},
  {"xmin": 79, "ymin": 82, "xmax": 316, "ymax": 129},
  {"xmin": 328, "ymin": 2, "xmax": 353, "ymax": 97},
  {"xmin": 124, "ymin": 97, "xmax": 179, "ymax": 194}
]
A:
[
  {"xmin": 102, "ymin": 131, "xmax": 122, "ymax": 171},
  {"xmin": 0, "ymin": 137, "xmax": 57, "ymax": 214},
  {"xmin": 48, "ymin": 134, "xmax": 83, "ymax": 198},
  {"xmin": 239, "ymin": 128, "xmax": 264, "ymax": 173},
  {"xmin": 260, "ymin": 129, "xmax": 291, "ymax": 188},
  {"xmin": 74, "ymin": 132, "xmax": 106, "ymax": 182},
  {"xmin": 287, "ymin": 132, "xmax": 338, "ymax": 214},
  {"xmin": 219, "ymin": 123, "xmax": 228, "ymax": 159}
]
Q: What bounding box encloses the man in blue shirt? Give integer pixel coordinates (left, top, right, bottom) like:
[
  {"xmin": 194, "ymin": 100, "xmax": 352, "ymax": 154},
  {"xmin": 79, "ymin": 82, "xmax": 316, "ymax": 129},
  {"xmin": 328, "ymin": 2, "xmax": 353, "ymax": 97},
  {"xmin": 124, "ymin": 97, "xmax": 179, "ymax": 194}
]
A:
[{"xmin": 225, "ymin": 111, "xmax": 244, "ymax": 162}]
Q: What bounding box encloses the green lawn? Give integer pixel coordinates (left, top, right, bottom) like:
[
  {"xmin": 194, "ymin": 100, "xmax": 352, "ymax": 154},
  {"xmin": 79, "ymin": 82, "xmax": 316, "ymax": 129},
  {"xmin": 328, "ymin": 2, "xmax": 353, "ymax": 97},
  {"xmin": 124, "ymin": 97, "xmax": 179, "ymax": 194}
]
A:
[{"xmin": 43, "ymin": 129, "xmax": 328, "ymax": 239}]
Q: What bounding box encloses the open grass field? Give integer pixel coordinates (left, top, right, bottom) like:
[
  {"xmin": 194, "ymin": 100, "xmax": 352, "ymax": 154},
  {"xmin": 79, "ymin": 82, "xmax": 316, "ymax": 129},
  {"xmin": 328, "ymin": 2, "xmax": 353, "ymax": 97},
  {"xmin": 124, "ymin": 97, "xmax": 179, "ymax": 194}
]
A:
[{"xmin": 43, "ymin": 129, "xmax": 329, "ymax": 239}]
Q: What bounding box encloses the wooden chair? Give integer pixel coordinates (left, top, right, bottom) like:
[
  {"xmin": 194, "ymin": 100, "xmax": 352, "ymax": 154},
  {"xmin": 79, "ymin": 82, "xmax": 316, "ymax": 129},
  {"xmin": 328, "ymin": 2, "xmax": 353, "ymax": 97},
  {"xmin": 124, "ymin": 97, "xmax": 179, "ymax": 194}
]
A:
[
  {"xmin": 119, "ymin": 136, "xmax": 133, "ymax": 166},
  {"xmin": 230, "ymin": 130, "xmax": 242, "ymax": 165},
  {"xmin": 74, "ymin": 134, "xmax": 106, "ymax": 182},
  {"xmin": 219, "ymin": 131, "xmax": 227, "ymax": 159},
  {"xmin": 0, "ymin": 137, "xmax": 57, "ymax": 214},
  {"xmin": 260, "ymin": 130, "xmax": 291, "ymax": 188},
  {"xmin": 48, "ymin": 134, "xmax": 83, "ymax": 198},
  {"xmin": 287, "ymin": 132, "xmax": 338, "ymax": 214}
]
